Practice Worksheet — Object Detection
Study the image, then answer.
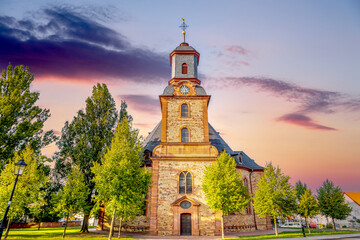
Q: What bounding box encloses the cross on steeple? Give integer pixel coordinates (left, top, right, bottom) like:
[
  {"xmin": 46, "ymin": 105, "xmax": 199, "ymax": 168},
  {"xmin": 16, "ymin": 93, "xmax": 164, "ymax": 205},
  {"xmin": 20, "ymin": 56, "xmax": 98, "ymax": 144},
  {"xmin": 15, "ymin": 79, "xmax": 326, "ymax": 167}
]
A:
[{"xmin": 179, "ymin": 18, "xmax": 189, "ymax": 43}]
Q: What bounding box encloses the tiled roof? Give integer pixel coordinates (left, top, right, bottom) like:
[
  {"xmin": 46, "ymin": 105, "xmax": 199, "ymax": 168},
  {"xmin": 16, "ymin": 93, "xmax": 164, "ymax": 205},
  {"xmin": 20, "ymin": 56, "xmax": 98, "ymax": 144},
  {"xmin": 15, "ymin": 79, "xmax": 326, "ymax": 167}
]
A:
[
  {"xmin": 345, "ymin": 192, "xmax": 360, "ymax": 206},
  {"xmin": 143, "ymin": 121, "xmax": 263, "ymax": 170}
]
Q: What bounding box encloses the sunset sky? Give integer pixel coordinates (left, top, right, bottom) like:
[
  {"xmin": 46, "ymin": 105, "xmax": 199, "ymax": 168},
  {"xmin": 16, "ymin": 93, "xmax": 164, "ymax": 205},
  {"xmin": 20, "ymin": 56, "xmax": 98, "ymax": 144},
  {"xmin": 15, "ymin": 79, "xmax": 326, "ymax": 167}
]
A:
[{"xmin": 1, "ymin": 0, "xmax": 359, "ymax": 192}]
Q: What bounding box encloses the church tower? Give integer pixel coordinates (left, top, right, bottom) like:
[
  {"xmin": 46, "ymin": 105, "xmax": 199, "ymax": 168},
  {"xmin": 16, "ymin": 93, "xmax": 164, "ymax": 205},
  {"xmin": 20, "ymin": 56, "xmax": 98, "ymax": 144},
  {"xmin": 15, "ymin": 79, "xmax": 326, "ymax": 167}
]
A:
[{"xmin": 97, "ymin": 20, "xmax": 271, "ymax": 236}]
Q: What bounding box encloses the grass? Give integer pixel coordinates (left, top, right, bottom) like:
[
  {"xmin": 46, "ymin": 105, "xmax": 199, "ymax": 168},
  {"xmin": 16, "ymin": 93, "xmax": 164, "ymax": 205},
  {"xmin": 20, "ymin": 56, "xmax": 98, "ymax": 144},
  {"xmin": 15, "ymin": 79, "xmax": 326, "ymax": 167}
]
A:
[
  {"xmin": 232, "ymin": 229, "xmax": 360, "ymax": 239},
  {"xmin": 5, "ymin": 226, "xmax": 136, "ymax": 240}
]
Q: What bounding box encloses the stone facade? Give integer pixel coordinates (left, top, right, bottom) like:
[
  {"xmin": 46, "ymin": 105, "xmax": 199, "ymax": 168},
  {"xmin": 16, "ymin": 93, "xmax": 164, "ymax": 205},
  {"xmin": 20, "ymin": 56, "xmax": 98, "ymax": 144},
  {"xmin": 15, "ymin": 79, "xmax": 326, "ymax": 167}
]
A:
[{"xmin": 97, "ymin": 40, "xmax": 272, "ymax": 236}]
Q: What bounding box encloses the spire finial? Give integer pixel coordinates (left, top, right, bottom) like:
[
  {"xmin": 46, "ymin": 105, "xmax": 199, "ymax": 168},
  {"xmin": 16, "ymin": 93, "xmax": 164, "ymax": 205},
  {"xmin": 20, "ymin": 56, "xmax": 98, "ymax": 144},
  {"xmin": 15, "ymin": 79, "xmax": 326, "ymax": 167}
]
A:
[{"xmin": 179, "ymin": 18, "xmax": 189, "ymax": 43}]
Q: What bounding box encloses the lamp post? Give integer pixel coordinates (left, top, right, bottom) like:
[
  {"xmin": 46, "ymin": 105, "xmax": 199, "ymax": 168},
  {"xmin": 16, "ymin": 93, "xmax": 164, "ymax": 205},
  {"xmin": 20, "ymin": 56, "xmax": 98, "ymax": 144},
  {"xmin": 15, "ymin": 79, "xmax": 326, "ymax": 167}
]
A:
[{"xmin": 0, "ymin": 159, "xmax": 27, "ymax": 239}]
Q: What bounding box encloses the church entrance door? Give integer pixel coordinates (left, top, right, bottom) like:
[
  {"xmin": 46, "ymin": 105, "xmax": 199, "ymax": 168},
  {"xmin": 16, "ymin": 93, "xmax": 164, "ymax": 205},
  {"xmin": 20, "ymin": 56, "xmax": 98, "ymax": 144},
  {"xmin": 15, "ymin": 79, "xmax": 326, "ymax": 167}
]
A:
[{"xmin": 180, "ymin": 213, "xmax": 192, "ymax": 235}]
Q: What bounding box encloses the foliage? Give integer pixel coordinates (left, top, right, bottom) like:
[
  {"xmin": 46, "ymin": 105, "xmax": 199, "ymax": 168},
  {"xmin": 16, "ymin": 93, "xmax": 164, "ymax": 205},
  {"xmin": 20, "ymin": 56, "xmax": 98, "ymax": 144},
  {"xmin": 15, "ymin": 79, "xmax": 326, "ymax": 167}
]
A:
[
  {"xmin": 202, "ymin": 151, "xmax": 250, "ymax": 238},
  {"xmin": 92, "ymin": 118, "xmax": 151, "ymax": 239},
  {"xmin": 317, "ymin": 179, "xmax": 352, "ymax": 231},
  {"xmin": 0, "ymin": 146, "xmax": 48, "ymax": 221},
  {"xmin": 299, "ymin": 189, "xmax": 319, "ymax": 233},
  {"xmin": 0, "ymin": 63, "xmax": 57, "ymax": 169},
  {"xmin": 253, "ymin": 163, "xmax": 297, "ymax": 236},
  {"xmin": 53, "ymin": 165, "xmax": 89, "ymax": 238},
  {"xmin": 54, "ymin": 83, "xmax": 118, "ymax": 232},
  {"xmin": 295, "ymin": 180, "xmax": 308, "ymax": 202}
]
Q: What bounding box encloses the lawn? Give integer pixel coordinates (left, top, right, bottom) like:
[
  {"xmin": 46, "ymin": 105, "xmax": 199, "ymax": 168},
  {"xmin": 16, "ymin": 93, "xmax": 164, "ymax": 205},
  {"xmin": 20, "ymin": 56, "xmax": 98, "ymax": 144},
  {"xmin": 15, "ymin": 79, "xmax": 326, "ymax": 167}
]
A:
[
  {"xmin": 233, "ymin": 229, "xmax": 360, "ymax": 239},
  {"xmin": 5, "ymin": 227, "xmax": 135, "ymax": 240}
]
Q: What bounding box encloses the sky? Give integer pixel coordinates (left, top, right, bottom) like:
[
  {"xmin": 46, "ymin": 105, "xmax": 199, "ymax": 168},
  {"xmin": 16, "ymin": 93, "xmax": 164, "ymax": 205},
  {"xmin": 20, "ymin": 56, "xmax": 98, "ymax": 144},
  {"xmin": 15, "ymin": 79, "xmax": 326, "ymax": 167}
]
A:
[{"xmin": 1, "ymin": 0, "xmax": 359, "ymax": 192}]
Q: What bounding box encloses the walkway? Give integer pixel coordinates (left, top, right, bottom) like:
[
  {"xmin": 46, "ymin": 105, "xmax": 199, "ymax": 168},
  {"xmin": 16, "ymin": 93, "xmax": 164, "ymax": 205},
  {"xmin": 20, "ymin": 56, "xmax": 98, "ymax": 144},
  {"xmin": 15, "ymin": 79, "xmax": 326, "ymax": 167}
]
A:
[{"xmin": 90, "ymin": 228, "xmax": 360, "ymax": 240}]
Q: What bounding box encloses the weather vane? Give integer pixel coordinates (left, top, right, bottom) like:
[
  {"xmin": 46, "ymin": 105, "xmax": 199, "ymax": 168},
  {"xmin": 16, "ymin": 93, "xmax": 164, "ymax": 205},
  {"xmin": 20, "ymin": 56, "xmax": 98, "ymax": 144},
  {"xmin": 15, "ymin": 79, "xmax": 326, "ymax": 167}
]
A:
[{"xmin": 179, "ymin": 18, "xmax": 189, "ymax": 43}]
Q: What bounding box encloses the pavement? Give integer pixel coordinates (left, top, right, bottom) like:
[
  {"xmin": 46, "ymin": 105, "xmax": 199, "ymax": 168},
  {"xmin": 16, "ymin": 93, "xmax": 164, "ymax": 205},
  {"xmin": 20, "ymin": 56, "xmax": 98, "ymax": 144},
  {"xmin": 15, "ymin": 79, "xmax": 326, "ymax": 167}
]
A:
[{"xmin": 89, "ymin": 228, "xmax": 360, "ymax": 240}]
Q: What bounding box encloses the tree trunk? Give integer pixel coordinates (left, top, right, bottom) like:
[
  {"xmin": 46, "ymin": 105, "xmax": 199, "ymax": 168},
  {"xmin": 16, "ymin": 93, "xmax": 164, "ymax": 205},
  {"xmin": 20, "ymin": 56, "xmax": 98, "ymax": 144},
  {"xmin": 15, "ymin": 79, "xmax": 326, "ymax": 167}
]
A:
[
  {"xmin": 63, "ymin": 213, "xmax": 69, "ymax": 238},
  {"xmin": 274, "ymin": 216, "xmax": 278, "ymax": 236},
  {"xmin": 80, "ymin": 214, "xmax": 90, "ymax": 233},
  {"xmin": 221, "ymin": 214, "xmax": 224, "ymax": 239},
  {"xmin": 306, "ymin": 217, "xmax": 310, "ymax": 234},
  {"xmin": 117, "ymin": 217, "xmax": 122, "ymax": 239},
  {"xmin": 3, "ymin": 218, "xmax": 12, "ymax": 240},
  {"xmin": 332, "ymin": 218, "xmax": 337, "ymax": 231},
  {"xmin": 108, "ymin": 209, "xmax": 116, "ymax": 240}
]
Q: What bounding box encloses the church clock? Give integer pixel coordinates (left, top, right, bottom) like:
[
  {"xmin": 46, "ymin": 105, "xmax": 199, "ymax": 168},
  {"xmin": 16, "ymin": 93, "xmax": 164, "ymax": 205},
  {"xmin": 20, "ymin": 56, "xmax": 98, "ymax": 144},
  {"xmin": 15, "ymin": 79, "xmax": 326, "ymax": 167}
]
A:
[{"xmin": 180, "ymin": 85, "xmax": 190, "ymax": 95}]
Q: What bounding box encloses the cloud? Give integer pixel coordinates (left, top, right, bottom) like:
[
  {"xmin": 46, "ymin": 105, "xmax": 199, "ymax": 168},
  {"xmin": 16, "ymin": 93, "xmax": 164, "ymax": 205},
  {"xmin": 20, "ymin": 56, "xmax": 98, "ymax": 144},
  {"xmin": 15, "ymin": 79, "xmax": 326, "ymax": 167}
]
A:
[
  {"xmin": 118, "ymin": 94, "xmax": 159, "ymax": 113},
  {"xmin": 206, "ymin": 76, "xmax": 360, "ymax": 131},
  {"xmin": 277, "ymin": 113, "xmax": 337, "ymax": 131},
  {"xmin": 0, "ymin": 7, "xmax": 169, "ymax": 83}
]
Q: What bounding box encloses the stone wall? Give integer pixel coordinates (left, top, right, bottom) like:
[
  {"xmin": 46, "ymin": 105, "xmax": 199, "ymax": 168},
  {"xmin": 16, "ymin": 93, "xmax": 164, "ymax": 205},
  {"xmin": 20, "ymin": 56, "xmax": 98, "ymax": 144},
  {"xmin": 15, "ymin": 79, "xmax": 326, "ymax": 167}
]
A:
[{"xmin": 166, "ymin": 98, "xmax": 207, "ymax": 142}]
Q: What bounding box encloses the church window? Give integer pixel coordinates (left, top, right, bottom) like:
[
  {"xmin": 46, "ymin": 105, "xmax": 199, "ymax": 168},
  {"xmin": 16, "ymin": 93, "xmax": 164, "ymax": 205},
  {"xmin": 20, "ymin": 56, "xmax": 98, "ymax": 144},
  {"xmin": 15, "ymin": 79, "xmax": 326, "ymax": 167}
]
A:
[
  {"xmin": 182, "ymin": 63, "xmax": 188, "ymax": 74},
  {"xmin": 179, "ymin": 171, "xmax": 192, "ymax": 194},
  {"xmin": 181, "ymin": 104, "xmax": 189, "ymax": 117},
  {"xmin": 181, "ymin": 128, "xmax": 189, "ymax": 142},
  {"xmin": 243, "ymin": 178, "xmax": 251, "ymax": 214}
]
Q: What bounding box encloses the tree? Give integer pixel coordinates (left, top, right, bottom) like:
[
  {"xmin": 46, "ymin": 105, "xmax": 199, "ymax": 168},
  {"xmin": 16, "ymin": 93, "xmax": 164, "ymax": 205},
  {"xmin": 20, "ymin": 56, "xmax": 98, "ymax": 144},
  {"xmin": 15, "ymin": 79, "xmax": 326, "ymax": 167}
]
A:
[
  {"xmin": 0, "ymin": 146, "xmax": 47, "ymax": 239},
  {"xmin": 299, "ymin": 189, "xmax": 318, "ymax": 233},
  {"xmin": 202, "ymin": 151, "xmax": 250, "ymax": 239},
  {"xmin": 253, "ymin": 163, "xmax": 297, "ymax": 236},
  {"xmin": 0, "ymin": 64, "xmax": 57, "ymax": 169},
  {"xmin": 317, "ymin": 179, "xmax": 352, "ymax": 231},
  {"xmin": 92, "ymin": 118, "xmax": 151, "ymax": 240},
  {"xmin": 295, "ymin": 180, "xmax": 308, "ymax": 201},
  {"xmin": 53, "ymin": 165, "xmax": 89, "ymax": 238},
  {"xmin": 55, "ymin": 83, "xmax": 118, "ymax": 233}
]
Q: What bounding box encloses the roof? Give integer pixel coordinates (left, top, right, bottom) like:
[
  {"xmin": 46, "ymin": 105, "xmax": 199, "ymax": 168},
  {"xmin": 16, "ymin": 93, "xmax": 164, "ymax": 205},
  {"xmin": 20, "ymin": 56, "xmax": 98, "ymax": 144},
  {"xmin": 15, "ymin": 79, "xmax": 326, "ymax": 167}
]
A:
[
  {"xmin": 344, "ymin": 192, "xmax": 360, "ymax": 206},
  {"xmin": 143, "ymin": 121, "xmax": 263, "ymax": 170},
  {"xmin": 161, "ymin": 84, "xmax": 207, "ymax": 96}
]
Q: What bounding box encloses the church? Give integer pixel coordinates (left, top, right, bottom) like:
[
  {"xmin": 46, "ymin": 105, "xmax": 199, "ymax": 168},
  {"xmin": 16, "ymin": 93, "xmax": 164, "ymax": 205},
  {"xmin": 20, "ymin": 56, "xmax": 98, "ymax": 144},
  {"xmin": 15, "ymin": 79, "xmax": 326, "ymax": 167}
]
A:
[{"xmin": 98, "ymin": 22, "xmax": 272, "ymax": 236}]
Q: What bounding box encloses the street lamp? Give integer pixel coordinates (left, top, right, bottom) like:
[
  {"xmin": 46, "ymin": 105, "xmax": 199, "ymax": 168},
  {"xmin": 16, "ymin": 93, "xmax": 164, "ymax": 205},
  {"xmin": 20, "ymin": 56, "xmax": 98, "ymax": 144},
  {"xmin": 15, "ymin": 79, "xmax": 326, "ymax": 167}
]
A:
[{"xmin": 0, "ymin": 159, "xmax": 27, "ymax": 239}]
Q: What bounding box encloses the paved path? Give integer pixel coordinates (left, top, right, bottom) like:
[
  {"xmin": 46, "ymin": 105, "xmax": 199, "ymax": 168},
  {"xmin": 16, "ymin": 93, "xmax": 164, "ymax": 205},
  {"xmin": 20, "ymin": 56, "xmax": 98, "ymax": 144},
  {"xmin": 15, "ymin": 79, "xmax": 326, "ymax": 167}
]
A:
[{"xmin": 90, "ymin": 228, "xmax": 360, "ymax": 240}]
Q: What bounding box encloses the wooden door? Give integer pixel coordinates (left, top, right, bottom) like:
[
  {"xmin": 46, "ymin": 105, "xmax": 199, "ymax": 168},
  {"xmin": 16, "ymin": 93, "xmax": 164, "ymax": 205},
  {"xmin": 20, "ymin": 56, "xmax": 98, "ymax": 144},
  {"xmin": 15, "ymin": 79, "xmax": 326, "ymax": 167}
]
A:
[{"xmin": 180, "ymin": 213, "xmax": 192, "ymax": 235}]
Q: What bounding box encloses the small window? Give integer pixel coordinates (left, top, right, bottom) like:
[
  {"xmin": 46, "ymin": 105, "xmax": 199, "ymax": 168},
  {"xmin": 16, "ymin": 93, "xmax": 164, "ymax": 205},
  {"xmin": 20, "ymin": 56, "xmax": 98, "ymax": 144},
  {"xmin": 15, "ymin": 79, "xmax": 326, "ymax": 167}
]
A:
[
  {"xmin": 179, "ymin": 171, "xmax": 192, "ymax": 194},
  {"xmin": 182, "ymin": 63, "xmax": 188, "ymax": 74},
  {"xmin": 181, "ymin": 128, "xmax": 189, "ymax": 142},
  {"xmin": 181, "ymin": 104, "xmax": 189, "ymax": 117}
]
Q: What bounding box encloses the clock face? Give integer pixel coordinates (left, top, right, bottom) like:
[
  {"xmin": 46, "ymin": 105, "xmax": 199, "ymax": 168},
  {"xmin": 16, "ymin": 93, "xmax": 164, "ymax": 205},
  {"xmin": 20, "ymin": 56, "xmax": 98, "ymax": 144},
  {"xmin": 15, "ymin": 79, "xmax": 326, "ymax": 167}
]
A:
[
  {"xmin": 180, "ymin": 85, "xmax": 190, "ymax": 95},
  {"xmin": 180, "ymin": 200, "xmax": 192, "ymax": 209}
]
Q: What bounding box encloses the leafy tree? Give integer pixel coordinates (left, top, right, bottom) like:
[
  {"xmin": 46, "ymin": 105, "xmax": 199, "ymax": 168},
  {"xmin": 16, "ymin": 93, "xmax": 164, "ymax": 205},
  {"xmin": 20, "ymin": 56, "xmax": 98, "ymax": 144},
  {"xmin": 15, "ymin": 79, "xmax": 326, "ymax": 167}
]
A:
[
  {"xmin": 295, "ymin": 180, "xmax": 308, "ymax": 201},
  {"xmin": 0, "ymin": 146, "xmax": 47, "ymax": 239},
  {"xmin": 299, "ymin": 189, "xmax": 318, "ymax": 233},
  {"xmin": 119, "ymin": 100, "xmax": 133, "ymax": 124},
  {"xmin": 317, "ymin": 179, "xmax": 352, "ymax": 231},
  {"xmin": 0, "ymin": 63, "xmax": 57, "ymax": 169},
  {"xmin": 202, "ymin": 151, "xmax": 250, "ymax": 239},
  {"xmin": 92, "ymin": 118, "xmax": 151, "ymax": 240},
  {"xmin": 253, "ymin": 163, "xmax": 297, "ymax": 236},
  {"xmin": 55, "ymin": 83, "xmax": 118, "ymax": 232},
  {"xmin": 53, "ymin": 165, "xmax": 89, "ymax": 238}
]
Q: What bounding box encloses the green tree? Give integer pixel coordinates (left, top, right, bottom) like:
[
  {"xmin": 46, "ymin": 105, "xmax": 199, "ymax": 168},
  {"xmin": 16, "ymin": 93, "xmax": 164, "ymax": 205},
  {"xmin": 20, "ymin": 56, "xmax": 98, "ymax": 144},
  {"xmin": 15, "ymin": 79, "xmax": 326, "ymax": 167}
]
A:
[
  {"xmin": 92, "ymin": 118, "xmax": 151, "ymax": 240},
  {"xmin": 55, "ymin": 83, "xmax": 118, "ymax": 233},
  {"xmin": 295, "ymin": 180, "xmax": 308, "ymax": 201},
  {"xmin": 317, "ymin": 179, "xmax": 352, "ymax": 231},
  {"xmin": 253, "ymin": 163, "xmax": 297, "ymax": 236},
  {"xmin": 299, "ymin": 189, "xmax": 318, "ymax": 233},
  {"xmin": 0, "ymin": 146, "xmax": 47, "ymax": 239},
  {"xmin": 0, "ymin": 64, "xmax": 57, "ymax": 169},
  {"xmin": 53, "ymin": 165, "xmax": 89, "ymax": 238},
  {"xmin": 202, "ymin": 151, "xmax": 250, "ymax": 239}
]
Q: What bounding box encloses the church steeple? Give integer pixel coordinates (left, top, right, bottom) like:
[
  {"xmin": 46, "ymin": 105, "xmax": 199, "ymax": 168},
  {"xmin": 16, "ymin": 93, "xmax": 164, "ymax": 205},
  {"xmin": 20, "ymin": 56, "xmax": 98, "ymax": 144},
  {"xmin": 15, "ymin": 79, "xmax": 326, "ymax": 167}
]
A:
[{"xmin": 169, "ymin": 19, "xmax": 200, "ymax": 85}]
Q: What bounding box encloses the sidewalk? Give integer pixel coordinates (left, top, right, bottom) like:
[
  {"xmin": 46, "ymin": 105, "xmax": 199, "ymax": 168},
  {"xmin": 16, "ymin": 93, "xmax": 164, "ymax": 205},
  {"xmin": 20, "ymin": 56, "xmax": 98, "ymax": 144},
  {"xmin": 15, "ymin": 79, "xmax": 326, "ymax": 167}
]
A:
[{"xmin": 90, "ymin": 228, "xmax": 360, "ymax": 240}]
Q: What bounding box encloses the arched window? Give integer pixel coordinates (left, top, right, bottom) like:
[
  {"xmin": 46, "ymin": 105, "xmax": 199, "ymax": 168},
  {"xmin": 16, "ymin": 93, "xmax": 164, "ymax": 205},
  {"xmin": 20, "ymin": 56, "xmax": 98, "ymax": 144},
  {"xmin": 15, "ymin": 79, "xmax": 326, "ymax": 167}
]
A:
[
  {"xmin": 182, "ymin": 63, "xmax": 188, "ymax": 74},
  {"xmin": 181, "ymin": 104, "xmax": 189, "ymax": 117},
  {"xmin": 243, "ymin": 178, "xmax": 251, "ymax": 214},
  {"xmin": 181, "ymin": 128, "xmax": 189, "ymax": 142},
  {"xmin": 179, "ymin": 171, "xmax": 192, "ymax": 194}
]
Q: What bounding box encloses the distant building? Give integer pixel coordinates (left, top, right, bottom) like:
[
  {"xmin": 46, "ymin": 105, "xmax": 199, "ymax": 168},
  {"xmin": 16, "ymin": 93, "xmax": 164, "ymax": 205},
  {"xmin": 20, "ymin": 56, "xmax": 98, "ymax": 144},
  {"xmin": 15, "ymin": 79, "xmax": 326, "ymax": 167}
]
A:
[{"xmin": 98, "ymin": 28, "xmax": 271, "ymax": 236}]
